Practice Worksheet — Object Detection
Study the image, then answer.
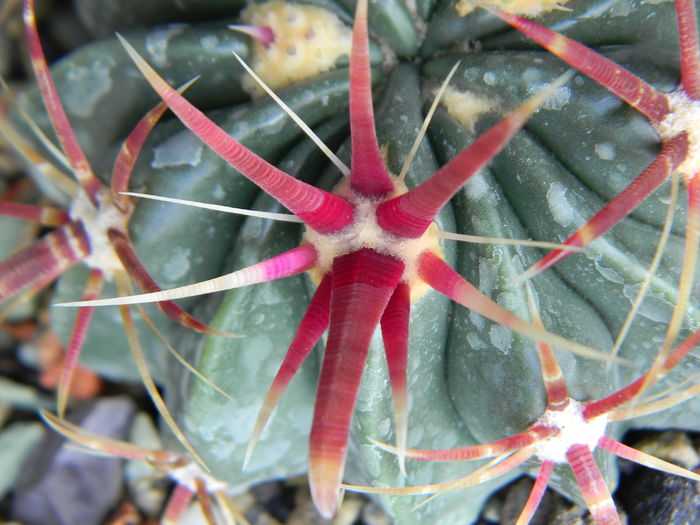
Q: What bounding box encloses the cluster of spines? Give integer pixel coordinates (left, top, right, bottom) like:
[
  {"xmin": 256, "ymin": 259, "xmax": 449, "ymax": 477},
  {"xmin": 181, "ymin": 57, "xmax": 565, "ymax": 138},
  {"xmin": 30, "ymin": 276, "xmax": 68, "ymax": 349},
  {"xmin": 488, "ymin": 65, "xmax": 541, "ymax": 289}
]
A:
[
  {"xmin": 102, "ymin": 0, "xmax": 614, "ymax": 517},
  {"xmin": 347, "ymin": 298, "xmax": 700, "ymax": 524},
  {"xmin": 0, "ymin": 0, "xmax": 699, "ymax": 524},
  {"xmin": 0, "ymin": 0, "xmax": 240, "ymax": 475},
  {"xmin": 344, "ymin": 1, "xmax": 700, "ymax": 522}
]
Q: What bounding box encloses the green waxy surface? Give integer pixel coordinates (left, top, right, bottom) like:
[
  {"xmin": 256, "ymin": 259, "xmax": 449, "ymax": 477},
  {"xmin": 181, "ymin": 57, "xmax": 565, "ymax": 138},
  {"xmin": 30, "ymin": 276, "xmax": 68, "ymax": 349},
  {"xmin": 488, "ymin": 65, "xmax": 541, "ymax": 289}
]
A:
[
  {"xmin": 74, "ymin": 0, "xmax": 248, "ymax": 37},
  {"xmin": 166, "ymin": 115, "xmax": 350, "ymax": 485},
  {"xmin": 340, "ymin": 0, "xmax": 419, "ymax": 57},
  {"xmin": 428, "ymin": 106, "xmax": 623, "ymax": 507},
  {"xmin": 174, "ymin": 200, "xmax": 317, "ymax": 486},
  {"xmin": 421, "ymin": 0, "xmax": 681, "ymax": 57},
  {"xmin": 0, "ymin": 423, "xmax": 45, "ymax": 500},
  {"xmin": 18, "ymin": 25, "xmax": 252, "ymax": 176},
  {"xmin": 0, "ymin": 183, "xmax": 39, "ymax": 321},
  {"xmin": 349, "ymin": 64, "xmax": 489, "ymax": 523},
  {"xmin": 52, "ymin": 68, "xmax": 355, "ymax": 382},
  {"xmin": 419, "ymin": 29, "xmax": 700, "ymax": 501},
  {"xmin": 9, "ymin": 1, "xmax": 700, "ymax": 522}
]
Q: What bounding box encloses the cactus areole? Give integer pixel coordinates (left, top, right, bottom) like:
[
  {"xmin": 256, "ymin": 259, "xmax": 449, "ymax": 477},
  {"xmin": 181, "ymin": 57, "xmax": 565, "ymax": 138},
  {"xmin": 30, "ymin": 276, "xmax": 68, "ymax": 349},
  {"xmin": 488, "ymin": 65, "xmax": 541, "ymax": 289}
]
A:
[
  {"xmin": 106, "ymin": 0, "xmax": 612, "ymax": 515},
  {"xmin": 6, "ymin": 0, "xmax": 700, "ymax": 523}
]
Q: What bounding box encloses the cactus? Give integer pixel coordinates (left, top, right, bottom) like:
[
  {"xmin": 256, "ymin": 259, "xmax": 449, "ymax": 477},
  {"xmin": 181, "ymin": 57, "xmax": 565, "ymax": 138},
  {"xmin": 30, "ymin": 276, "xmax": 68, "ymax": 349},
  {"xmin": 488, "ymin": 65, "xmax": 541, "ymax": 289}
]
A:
[{"xmin": 2, "ymin": 0, "xmax": 700, "ymax": 524}]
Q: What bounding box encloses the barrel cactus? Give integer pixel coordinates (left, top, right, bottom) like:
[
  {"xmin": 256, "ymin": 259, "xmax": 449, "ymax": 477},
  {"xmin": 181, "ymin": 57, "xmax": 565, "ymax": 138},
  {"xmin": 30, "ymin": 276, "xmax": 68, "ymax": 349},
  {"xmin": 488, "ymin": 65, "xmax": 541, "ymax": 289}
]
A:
[{"xmin": 2, "ymin": 0, "xmax": 700, "ymax": 524}]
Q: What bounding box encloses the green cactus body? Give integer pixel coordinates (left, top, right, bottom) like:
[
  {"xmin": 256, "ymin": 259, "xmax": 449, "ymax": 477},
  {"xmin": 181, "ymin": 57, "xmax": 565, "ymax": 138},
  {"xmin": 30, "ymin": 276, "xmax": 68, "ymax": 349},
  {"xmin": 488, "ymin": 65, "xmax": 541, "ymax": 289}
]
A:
[{"xmin": 6, "ymin": 0, "xmax": 700, "ymax": 523}]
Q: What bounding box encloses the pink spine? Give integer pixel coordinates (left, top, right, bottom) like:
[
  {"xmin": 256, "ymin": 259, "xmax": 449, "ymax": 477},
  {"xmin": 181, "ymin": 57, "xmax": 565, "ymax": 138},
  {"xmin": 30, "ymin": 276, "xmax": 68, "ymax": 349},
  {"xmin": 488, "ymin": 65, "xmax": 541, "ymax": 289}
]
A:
[
  {"xmin": 348, "ymin": 0, "xmax": 394, "ymax": 196},
  {"xmin": 492, "ymin": 9, "xmax": 671, "ymax": 123},
  {"xmin": 676, "ymin": 0, "xmax": 700, "ymax": 99},
  {"xmin": 308, "ymin": 248, "xmax": 404, "ymax": 518},
  {"xmin": 566, "ymin": 444, "xmax": 620, "ymax": 525},
  {"xmin": 0, "ymin": 221, "xmax": 90, "ymax": 301}
]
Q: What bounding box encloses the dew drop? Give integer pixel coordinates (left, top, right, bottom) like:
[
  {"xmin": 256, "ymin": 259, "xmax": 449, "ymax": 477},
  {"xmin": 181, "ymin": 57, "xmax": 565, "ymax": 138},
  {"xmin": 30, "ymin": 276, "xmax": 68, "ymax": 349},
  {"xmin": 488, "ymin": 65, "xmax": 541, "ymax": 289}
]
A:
[
  {"xmin": 161, "ymin": 247, "xmax": 191, "ymax": 282},
  {"xmin": 145, "ymin": 25, "xmax": 186, "ymax": 67},
  {"xmin": 152, "ymin": 131, "xmax": 204, "ymax": 168},
  {"xmin": 200, "ymin": 35, "xmax": 219, "ymax": 50},
  {"xmin": 547, "ymin": 182, "xmax": 574, "ymax": 228},
  {"xmin": 63, "ymin": 58, "xmax": 115, "ymax": 118},
  {"xmin": 594, "ymin": 141, "xmax": 617, "ymax": 160}
]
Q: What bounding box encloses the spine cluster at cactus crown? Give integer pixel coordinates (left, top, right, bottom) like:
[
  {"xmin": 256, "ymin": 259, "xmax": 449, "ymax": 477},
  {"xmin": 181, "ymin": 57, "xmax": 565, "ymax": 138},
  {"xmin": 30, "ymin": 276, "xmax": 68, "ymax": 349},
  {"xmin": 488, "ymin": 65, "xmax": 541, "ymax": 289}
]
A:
[{"xmin": 1, "ymin": 1, "xmax": 699, "ymax": 524}]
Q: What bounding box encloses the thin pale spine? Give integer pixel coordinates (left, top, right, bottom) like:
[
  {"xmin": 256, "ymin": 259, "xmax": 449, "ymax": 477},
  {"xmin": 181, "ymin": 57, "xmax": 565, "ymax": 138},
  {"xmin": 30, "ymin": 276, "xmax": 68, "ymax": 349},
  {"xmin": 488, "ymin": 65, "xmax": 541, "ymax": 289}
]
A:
[
  {"xmin": 117, "ymin": 34, "xmax": 354, "ymax": 235},
  {"xmin": 244, "ymin": 275, "xmax": 332, "ymax": 470},
  {"xmin": 608, "ymin": 171, "xmax": 681, "ymax": 364},
  {"xmin": 410, "ymin": 452, "xmax": 536, "ymax": 509},
  {"xmin": 636, "ymin": 376, "xmax": 700, "ymax": 407},
  {"xmin": 348, "ymin": 0, "xmax": 393, "ymax": 196},
  {"xmin": 514, "ymin": 135, "xmax": 689, "ymax": 284},
  {"xmin": 410, "ymin": 452, "xmax": 534, "ymax": 509},
  {"xmin": 598, "ymin": 436, "xmax": 700, "ymax": 482},
  {"xmin": 0, "ymin": 75, "xmax": 72, "ymax": 174},
  {"xmin": 0, "ymin": 112, "xmax": 77, "ymax": 196},
  {"xmin": 345, "ymin": 448, "xmax": 534, "ymax": 497},
  {"xmin": 116, "ymin": 273, "xmax": 208, "ymax": 471},
  {"xmin": 398, "ymin": 61, "xmax": 461, "ymax": 184},
  {"xmin": 376, "ymin": 72, "xmax": 573, "ymax": 239},
  {"xmin": 437, "ymin": 229, "xmax": 581, "ymax": 251},
  {"xmin": 134, "ymin": 303, "xmax": 234, "ymax": 402},
  {"xmin": 22, "ymin": 0, "xmax": 102, "ymax": 204},
  {"xmin": 40, "ymin": 409, "xmax": 176, "ymax": 464},
  {"xmin": 630, "ymin": 176, "xmax": 700, "ymax": 400},
  {"xmin": 43, "ymin": 407, "xmax": 234, "ymax": 522},
  {"xmin": 59, "ymin": 243, "xmax": 319, "ymax": 307},
  {"xmin": 371, "ymin": 425, "xmax": 555, "ymax": 461},
  {"xmin": 121, "ymin": 192, "xmax": 304, "ymax": 223},
  {"xmin": 106, "ymin": 228, "xmax": 232, "ymax": 337},
  {"xmin": 632, "ymin": 370, "xmax": 700, "ymax": 406},
  {"xmin": 417, "ymin": 251, "xmax": 621, "ymax": 363},
  {"xmin": 232, "ymin": 51, "xmax": 350, "ymax": 177},
  {"xmin": 56, "ymin": 268, "xmax": 104, "ymax": 417},
  {"xmin": 213, "ymin": 490, "xmax": 243, "ymax": 525},
  {"xmin": 609, "ymin": 378, "xmax": 700, "ymax": 421},
  {"xmin": 655, "ymin": 175, "xmax": 700, "ymax": 364}
]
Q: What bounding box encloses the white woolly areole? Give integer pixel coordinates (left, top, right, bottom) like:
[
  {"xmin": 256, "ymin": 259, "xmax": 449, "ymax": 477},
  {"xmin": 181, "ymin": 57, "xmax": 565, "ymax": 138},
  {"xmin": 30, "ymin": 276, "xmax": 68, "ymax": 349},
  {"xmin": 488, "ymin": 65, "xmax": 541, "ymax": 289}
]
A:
[
  {"xmin": 532, "ymin": 400, "xmax": 608, "ymax": 464},
  {"xmin": 168, "ymin": 461, "xmax": 229, "ymax": 493},
  {"xmin": 69, "ymin": 189, "xmax": 129, "ymax": 279},
  {"xmin": 302, "ymin": 180, "xmax": 442, "ymax": 300},
  {"xmin": 655, "ymin": 90, "xmax": 700, "ymax": 180}
]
